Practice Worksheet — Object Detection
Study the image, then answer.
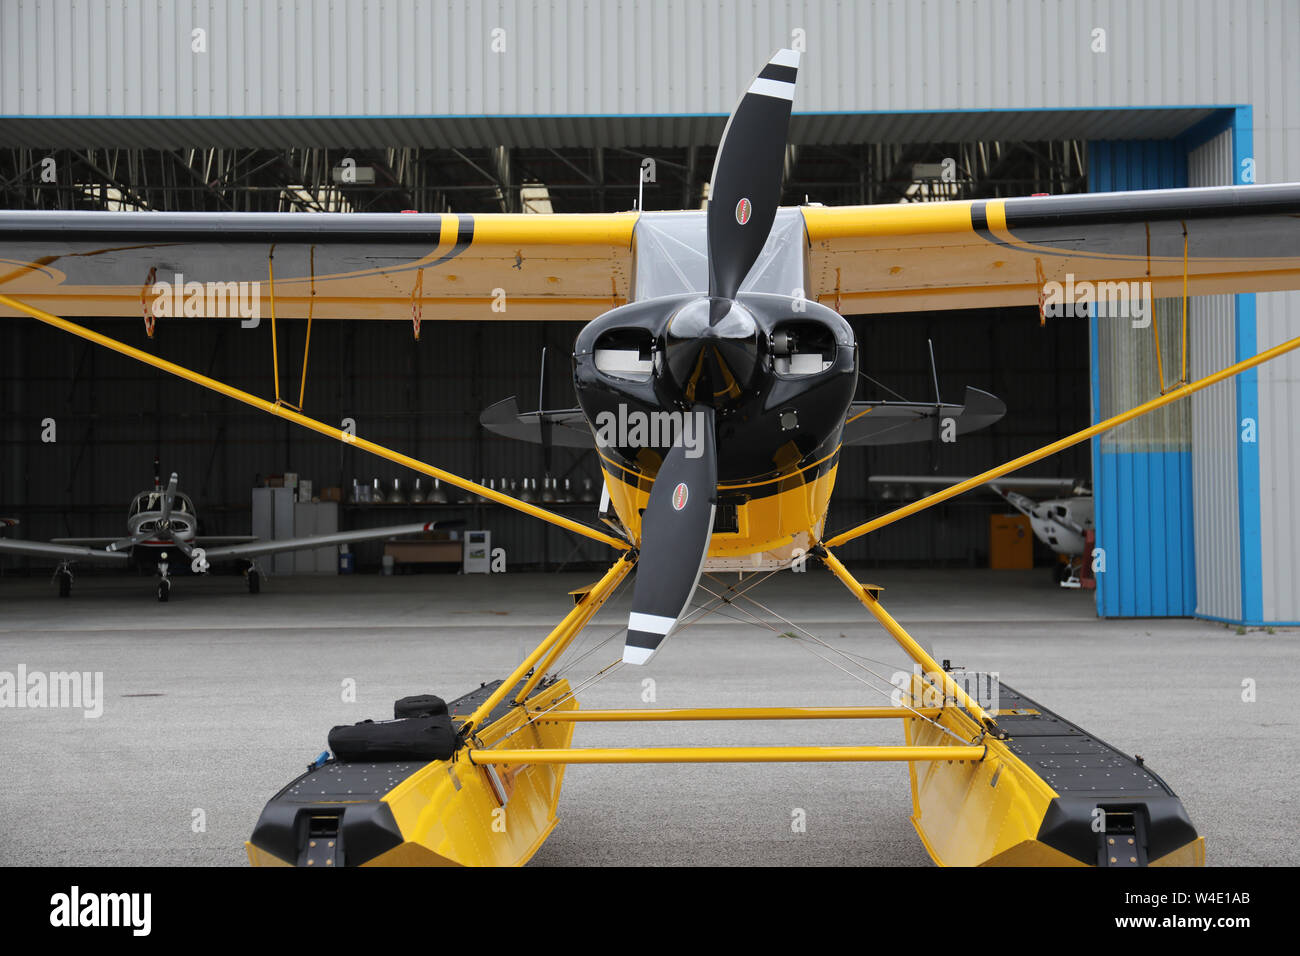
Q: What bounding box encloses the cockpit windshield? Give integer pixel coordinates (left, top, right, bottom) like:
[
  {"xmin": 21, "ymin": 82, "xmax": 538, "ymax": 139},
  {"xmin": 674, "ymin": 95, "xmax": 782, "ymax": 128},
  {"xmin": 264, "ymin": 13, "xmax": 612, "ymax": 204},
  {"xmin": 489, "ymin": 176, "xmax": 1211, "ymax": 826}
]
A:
[{"xmin": 128, "ymin": 491, "xmax": 194, "ymax": 517}]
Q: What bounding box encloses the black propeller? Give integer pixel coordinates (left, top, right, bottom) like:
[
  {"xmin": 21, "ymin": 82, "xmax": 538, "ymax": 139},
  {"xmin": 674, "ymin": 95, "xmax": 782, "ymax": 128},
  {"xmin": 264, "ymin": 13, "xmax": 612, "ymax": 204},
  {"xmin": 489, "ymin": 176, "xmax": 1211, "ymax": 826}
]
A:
[
  {"xmin": 158, "ymin": 472, "xmax": 178, "ymax": 527},
  {"xmin": 623, "ymin": 407, "xmax": 716, "ymax": 664},
  {"xmin": 623, "ymin": 49, "xmax": 799, "ymax": 666},
  {"xmin": 706, "ymin": 48, "xmax": 800, "ymax": 302}
]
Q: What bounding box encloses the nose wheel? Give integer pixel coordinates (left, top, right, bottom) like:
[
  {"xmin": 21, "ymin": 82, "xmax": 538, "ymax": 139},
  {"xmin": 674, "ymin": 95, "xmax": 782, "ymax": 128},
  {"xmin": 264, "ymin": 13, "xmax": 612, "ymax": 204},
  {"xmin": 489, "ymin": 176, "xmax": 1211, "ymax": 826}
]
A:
[
  {"xmin": 245, "ymin": 560, "xmax": 263, "ymax": 594},
  {"xmin": 157, "ymin": 553, "xmax": 171, "ymax": 602},
  {"xmin": 53, "ymin": 563, "xmax": 73, "ymax": 598}
]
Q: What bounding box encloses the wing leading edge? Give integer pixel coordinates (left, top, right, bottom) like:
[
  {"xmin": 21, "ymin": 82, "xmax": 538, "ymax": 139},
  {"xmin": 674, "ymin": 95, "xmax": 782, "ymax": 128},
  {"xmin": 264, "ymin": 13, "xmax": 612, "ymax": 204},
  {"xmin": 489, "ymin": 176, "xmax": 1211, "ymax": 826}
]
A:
[
  {"xmin": 0, "ymin": 210, "xmax": 636, "ymax": 323},
  {"xmin": 803, "ymin": 183, "xmax": 1300, "ymax": 314}
]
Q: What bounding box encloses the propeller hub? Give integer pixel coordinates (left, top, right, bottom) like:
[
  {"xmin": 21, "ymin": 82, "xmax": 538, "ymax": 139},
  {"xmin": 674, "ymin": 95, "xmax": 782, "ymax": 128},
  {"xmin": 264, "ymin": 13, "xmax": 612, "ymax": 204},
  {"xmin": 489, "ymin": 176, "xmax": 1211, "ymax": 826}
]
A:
[{"xmin": 663, "ymin": 297, "xmax": 759, "ymax": 407}]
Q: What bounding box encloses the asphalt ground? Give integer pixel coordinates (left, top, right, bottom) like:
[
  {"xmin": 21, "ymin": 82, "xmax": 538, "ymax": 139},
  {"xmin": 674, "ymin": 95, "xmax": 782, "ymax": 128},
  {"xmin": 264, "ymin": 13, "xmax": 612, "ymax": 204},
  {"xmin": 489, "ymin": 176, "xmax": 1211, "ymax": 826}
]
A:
[{"xmin": 1, "ymin": 566, "xmax": 1294, "ymax": 866}]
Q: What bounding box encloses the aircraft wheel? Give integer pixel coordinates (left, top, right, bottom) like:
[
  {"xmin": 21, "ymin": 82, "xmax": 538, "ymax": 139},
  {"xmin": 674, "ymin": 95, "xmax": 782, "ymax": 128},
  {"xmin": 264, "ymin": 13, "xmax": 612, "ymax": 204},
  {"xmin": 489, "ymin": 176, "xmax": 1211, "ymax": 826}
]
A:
[
  {"xmin": 57, "ymin": 571, "xmax": 72, "ymax": 598},
  {"xmin": 1053, "ymin": 563, "xmax": 1072, "ymax": 584},
  {"xmin": 247, "ymin": 570, "xmax": 261, "ymax": 594},
  {"xmin": 157, "ymin": 579, "xmax": 171, "ymax": 602}
]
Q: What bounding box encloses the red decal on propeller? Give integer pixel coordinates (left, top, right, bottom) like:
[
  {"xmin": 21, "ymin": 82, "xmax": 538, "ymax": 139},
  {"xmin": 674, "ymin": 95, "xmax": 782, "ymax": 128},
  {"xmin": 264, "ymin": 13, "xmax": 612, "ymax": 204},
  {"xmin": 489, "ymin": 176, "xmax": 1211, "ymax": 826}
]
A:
[{"xmin": 672, "ymin": 483, "xmax": 689, "ymax": 511}]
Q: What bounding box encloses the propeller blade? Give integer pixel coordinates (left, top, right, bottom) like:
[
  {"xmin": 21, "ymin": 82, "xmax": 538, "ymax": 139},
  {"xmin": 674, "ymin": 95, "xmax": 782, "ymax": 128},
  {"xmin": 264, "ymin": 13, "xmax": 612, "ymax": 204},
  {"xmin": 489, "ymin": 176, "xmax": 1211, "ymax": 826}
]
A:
[
  {"xmin": 706, "ymin": 48, "xmax": 800, "ymax": 301},
  {"xmin": 160, "ymin": 472, "xmax": 179, "ymax": 523},
  {"xmin": 623, "ymin": 408, "xmax": 717, "ymax": 665},
  {"xmin": 106, "ymin": 530, "xmax": 150, "ymax": 553}
]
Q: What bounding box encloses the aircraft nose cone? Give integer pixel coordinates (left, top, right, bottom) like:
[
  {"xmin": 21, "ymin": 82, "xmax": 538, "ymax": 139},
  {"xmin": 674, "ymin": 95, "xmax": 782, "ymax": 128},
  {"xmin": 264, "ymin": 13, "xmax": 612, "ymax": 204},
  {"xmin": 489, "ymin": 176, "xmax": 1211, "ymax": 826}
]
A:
[
  {"xmin": 663, "ymin": 297, "xmax": 759, "ymax": 405},
  {"xmin": 667, "ymin": 297, "xmax": 756, "ymax": 340}
]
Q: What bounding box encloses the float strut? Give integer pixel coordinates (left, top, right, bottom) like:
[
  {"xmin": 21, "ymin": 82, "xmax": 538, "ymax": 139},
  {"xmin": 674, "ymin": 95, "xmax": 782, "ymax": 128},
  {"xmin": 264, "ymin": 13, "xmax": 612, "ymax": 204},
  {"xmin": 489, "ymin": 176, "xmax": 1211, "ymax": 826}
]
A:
[
  {"xmin": 818, "ymin": 547, "xmax": 999, "ymax": 733},
  {"xmin": 461, "ymin": 553, "xmax": 634, "ymax": 734}
]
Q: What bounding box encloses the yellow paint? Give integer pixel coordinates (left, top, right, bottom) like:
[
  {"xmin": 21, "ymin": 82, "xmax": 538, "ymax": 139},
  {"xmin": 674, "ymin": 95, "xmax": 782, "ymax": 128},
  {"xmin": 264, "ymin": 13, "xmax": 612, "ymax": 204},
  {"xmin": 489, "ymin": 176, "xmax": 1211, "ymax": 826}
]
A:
[
  {"xmin": 535, "ymin": 705, "xmax": 943, "ymax": 722},
  {"xmin": 802, "ymin": 201, "xmax": 978, "ymax": 239},
  {"xmin": 467, "ymin": 744, "xmax": 985, "ymax": 764},
  {"xmin": 904, "ymin": 700, "xmax": 1059, "ymax": 867},
  {"xmin": 599, "ymin": 457, "xmax": 838, "ymax": 557},
  {"xmin": 985, "ymin": 198, "xmax": 1008, "ymax": 233}
]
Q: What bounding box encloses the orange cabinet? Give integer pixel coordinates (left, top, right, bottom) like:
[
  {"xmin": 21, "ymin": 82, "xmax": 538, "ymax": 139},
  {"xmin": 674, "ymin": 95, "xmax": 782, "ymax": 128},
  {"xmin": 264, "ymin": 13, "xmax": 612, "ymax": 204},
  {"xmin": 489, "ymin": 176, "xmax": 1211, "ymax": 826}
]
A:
[{"xmin": 989, "ymin": 514, "xmax": 1033, "ymax": 569}]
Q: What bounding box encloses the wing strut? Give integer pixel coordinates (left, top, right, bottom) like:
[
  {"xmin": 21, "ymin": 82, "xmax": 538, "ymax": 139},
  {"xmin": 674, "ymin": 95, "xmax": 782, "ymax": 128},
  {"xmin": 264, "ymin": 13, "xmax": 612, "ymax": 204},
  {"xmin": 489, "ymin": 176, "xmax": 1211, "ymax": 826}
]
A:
[
  {"xmin": 0, "ymin": 292, "xmax": 629, "ymax": 552},
  {"xmin": 822, "ymin": 330, "xmax": 1300, "ymax": 548}
]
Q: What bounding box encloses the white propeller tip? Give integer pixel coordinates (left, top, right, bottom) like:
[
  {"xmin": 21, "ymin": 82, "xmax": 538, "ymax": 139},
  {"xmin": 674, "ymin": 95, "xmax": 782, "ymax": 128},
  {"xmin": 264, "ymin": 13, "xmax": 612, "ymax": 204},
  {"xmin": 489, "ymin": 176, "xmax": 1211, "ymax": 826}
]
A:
[{"xmin": 622, "ymin": 645, "xmax": 656, "ymax": 666}]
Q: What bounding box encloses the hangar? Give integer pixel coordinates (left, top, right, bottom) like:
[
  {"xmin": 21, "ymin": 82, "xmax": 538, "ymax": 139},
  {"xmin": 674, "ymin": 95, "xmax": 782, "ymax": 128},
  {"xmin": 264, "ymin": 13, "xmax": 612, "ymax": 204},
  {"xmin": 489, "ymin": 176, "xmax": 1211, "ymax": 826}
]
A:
[
  {"xmin": 1, "ymin": 0, "xmax": 1298, "ymax": 872},
  {"xmin": 4, "ymin": 0, "xmax": 1297, "ymax": 623}
]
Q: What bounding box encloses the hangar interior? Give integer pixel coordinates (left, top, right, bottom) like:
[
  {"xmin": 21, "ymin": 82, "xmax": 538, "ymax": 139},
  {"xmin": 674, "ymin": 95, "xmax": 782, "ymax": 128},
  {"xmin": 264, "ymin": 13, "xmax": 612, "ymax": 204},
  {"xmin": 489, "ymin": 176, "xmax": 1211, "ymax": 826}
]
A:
[
  {"xmin": 2, "ymin": 1, "xmax": 1297, "ymax": 628},
  {"xmin": 1, "ymin": 138, "xmax": 1093, "ymax": 574},
  {"xmin": 0, "ymin": 119, "xmax": 1271, "ymax": 620}
]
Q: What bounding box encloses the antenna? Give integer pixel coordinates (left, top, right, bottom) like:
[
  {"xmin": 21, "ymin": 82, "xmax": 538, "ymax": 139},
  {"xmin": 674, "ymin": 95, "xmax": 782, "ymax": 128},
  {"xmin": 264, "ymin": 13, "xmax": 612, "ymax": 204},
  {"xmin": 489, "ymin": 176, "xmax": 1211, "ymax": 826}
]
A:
[
  {"xmin": 927, "ymin": 338, "xmax": 942, "ymax": 406},
  {"xmin": 537, "ymin": 345, "xmax": 553, "ymax": 476},
  {"xmin": 927, "ymin": 339, "xmax": 943, "ymax": 474},
  {"xmin": 538, "ymin": 345, "xmax": 547, "ymax": 413}
]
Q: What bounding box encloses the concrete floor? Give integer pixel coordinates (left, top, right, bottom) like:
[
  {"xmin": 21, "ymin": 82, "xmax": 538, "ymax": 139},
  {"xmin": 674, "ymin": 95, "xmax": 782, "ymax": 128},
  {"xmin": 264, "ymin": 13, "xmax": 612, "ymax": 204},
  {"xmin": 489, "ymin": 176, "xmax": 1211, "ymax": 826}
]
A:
[{"xmin": 1, "ymin": 566, "xmax": 1295, "ymax": 866}]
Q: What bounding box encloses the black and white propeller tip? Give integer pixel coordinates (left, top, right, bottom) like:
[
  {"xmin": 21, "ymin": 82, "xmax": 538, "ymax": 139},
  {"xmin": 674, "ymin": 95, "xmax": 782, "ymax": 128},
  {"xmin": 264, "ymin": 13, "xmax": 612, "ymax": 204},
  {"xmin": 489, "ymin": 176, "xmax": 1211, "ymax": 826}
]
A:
[
  {"xmin": 706, "ymin": 49, "xmax": 802, "ymax": 301},
  {"xmin": 622, "ymin": 409, "xmax": 718, "ymax": 666},
  {"xmin": 751, "ymin": 48, "xmax": 801, "ymax": 99}
]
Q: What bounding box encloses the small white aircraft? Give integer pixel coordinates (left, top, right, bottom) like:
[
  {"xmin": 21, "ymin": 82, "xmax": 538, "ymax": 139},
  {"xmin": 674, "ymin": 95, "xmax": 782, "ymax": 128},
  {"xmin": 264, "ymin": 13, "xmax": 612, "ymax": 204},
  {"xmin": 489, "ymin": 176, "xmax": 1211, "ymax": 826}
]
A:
[
  {"xmin": 0, "ymin": 469, "xmax": 444, "ymax": 601},
  {"xmin": 869, "ymin": 475, "xmax": 1093, "ymax": 586}
]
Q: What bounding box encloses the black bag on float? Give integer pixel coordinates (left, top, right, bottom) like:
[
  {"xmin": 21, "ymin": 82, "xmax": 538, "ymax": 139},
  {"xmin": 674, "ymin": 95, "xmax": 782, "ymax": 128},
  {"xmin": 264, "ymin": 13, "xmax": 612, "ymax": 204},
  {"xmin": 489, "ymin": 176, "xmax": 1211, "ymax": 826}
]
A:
[
  {"xmin": 328, "ymin": 714, "xmax": 457, "ymax": 762},
  {"xmin": 393, "ymin": 694, "xmax": 448, "ymax": 719}
]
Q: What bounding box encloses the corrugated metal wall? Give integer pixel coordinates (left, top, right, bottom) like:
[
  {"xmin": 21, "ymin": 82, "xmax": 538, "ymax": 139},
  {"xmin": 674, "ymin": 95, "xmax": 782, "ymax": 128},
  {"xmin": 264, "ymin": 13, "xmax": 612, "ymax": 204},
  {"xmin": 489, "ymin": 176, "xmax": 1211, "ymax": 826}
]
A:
[
  {"xmin": 1188, "ymin": 130, "xmax": 1243, "ymax": 622},
  {"xmin": 1088, "ymin": 140, "xmax": 1194, "ymax": 617},
  {"xmin": 3, "ymin": 0, "xmax": 1297, "ymax": 120},
  {"xmin": 1258, "ymin": 292, "xmax": 1300, "ymax": 622}
]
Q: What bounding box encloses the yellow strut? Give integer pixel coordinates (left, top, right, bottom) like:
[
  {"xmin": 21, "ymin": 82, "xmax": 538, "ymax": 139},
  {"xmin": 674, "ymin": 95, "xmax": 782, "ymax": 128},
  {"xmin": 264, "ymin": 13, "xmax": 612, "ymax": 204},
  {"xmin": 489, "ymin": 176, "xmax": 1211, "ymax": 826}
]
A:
[
  {"xmin": 823, "ymin": 330, "xmax": 1300, "ymax": 548},
  {"xmin": 517, "ymin": 623, "xmax": 589, "ymax": 703},
  {"xmin": 819, "ymin": 549, "xmax": 995, "ymax": 728},
  {"xmin": 512, "ymin": 554, "xmax": 634, "ymax": 704},
  {"xmin": 532, "ymin": 705, "xmax": 943, "ymax": 722},
  {"xmin": 465, "ymin": 554, "xmax": 633, "ymax": 730},
  {"xmin": 0, "ymin": 293, "xmax": 629, "ymax": 551},
  {"xmin": 467, "ymin": 745, "xmax": 986, "ymax": 765}
]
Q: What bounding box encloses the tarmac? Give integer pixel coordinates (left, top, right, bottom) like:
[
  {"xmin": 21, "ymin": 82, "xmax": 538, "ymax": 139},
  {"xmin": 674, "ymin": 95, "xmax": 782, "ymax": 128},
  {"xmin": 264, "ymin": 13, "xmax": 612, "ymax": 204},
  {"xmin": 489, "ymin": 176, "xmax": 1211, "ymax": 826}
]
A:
[{"xmin": 1, "ymin": 565, "xmax": 1295, "ymax": 866}]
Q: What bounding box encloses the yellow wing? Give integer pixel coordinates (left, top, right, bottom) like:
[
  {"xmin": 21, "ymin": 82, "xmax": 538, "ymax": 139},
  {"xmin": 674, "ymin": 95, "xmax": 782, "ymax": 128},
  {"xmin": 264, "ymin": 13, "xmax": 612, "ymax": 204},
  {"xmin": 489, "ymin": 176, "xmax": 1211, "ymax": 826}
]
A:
[
  {"xmin": 0, "ymin": 211, "xmax": 636, "ymax": 322},
  {"xmin": 802, "ymin": 184, "xmax": 1300, "ymax": 314}
]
